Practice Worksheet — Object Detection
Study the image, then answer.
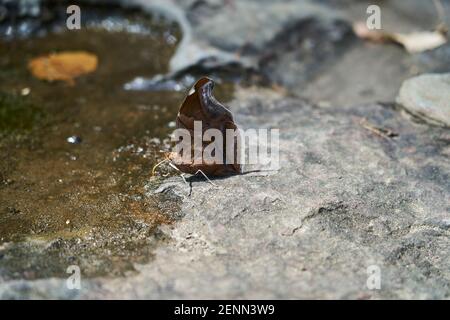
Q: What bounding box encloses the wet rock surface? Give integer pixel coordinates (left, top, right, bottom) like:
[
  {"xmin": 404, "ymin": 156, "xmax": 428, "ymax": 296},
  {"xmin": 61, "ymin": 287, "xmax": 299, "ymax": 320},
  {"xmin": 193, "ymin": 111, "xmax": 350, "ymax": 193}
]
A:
[
  {"xmin": 1, "ymin": 0, "xmax": 450, "ymax": 299},
  {"xmin": 0, "ymin": 0, "xmax": 184, "ymax": 281}
]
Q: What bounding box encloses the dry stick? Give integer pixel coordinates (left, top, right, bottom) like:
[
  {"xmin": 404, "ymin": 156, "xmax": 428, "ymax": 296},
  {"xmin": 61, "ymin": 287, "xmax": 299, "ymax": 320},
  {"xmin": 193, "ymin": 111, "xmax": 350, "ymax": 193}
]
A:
[{"xmin": 360, "ymin": 119, "xmax": 398, "ymax": 140}]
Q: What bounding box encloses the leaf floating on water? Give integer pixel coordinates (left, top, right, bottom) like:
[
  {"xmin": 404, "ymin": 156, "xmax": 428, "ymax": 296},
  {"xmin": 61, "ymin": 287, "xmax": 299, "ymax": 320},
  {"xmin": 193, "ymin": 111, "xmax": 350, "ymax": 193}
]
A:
[
  {"xmin": 352, "ymin": 21, "xmax": 448, "ymax": 53},
  {"xmin": 28, "ymin": 51, "xmax": 98, "ymax": 85}
]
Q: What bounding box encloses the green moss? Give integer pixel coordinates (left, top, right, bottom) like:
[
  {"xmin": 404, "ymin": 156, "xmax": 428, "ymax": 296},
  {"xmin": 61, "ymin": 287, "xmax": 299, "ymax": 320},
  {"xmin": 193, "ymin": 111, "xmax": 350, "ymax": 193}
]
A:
[{"xmin": 0, "ymin": 92, "xmax": 45, "ymax": 135}]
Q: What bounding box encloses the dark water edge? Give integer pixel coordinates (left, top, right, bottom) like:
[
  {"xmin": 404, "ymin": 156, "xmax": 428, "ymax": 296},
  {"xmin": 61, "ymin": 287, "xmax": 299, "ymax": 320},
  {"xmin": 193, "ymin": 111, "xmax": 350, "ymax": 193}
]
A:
[{"xmin": 0, "ymin": 1, "xmax": 234, "ymax": 280}]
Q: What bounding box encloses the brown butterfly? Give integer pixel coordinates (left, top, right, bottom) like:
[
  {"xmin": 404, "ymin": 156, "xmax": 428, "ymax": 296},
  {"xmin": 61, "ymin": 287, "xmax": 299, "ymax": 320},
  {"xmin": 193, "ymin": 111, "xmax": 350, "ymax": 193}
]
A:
[{"xmin": 153, "ymin": 77, "xmax": 241, "ymax": 180}]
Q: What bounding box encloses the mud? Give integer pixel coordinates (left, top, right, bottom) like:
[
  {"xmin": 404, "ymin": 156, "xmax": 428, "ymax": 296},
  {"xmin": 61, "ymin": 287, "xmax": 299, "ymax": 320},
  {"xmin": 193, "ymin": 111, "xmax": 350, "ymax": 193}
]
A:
[{"xmin": 0, "ymin": 1, "xmax": 232, "ymax": 279}]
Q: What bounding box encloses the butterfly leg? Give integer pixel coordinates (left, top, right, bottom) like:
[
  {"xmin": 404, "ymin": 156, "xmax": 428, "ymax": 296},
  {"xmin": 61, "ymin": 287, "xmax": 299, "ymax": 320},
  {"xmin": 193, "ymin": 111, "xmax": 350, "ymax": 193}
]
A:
[
  {"xmin": 167, "ymin": 162, "xmax": 189, "ymax": 186},
  {"xmin": 180, "ymin": 173, "xmax": 188, "ymax": 185},
  {"xmin": 194, "ymin": 170, "xmax": 218, "ymax": 187},
  {"xmin": 156, "ymin": 161, "xmax": 216, "ymax": 188}
]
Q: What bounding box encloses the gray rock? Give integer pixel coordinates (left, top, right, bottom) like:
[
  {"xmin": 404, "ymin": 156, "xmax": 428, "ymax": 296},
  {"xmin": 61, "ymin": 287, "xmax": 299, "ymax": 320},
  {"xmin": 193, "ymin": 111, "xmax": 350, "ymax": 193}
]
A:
[
  {"xmin": 415, "ymin": 44, "xmax": 450, "ymax": 74},
  {"xmin": 85, "ymin": 88, "xmax": 450, "ymax": 299},
  {"xmin": 2, "ymin": 0, "xmax": 449, "ymax": 300},
  {"xmin": 397, "ymin": 73, "xmax": 450, "ymax": 127},
  {"xmin": 132, "ymin": 0, "xmax": 445, "ymax": 107},
  {"xmin": 3, "ymin": 87, "xmax": 449, "ymax": 299},
  {"xmin": 129, "ymin": 0, "xmax": 344, "ymax": 83}
]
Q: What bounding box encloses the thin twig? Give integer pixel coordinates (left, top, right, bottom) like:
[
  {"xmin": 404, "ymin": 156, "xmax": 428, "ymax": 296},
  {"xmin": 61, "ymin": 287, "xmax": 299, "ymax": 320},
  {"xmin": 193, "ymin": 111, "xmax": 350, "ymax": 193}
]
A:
[{"xmin": 360, "ymin": 119, "xmax": 398, "ymax": 140}]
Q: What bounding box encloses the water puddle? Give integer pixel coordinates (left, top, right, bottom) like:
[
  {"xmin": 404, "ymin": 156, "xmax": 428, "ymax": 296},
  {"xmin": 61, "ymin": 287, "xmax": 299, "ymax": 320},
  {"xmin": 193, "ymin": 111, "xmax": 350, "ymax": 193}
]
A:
[{"xmin": 0, "ymin": 1, "xmax": 233, "ymax": 279}]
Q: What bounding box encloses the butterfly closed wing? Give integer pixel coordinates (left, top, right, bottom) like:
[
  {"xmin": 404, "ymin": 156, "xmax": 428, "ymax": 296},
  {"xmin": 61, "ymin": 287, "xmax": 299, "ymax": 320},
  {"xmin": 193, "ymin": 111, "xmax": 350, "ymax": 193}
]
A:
[{"xmin": 169, "ymin": 77, "xmax": 241, "ymax": 176}]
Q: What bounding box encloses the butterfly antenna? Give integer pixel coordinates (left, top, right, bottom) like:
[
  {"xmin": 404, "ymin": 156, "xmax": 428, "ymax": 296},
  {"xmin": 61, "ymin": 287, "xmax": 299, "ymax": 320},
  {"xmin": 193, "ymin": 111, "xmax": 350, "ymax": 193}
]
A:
[
  {"xmin": 194, "ymin": 170, "xmax": 218, "ymax": 187},
  {"xmin": 152, "ymin": 158, "xmax": 169, "ymax": 176}
]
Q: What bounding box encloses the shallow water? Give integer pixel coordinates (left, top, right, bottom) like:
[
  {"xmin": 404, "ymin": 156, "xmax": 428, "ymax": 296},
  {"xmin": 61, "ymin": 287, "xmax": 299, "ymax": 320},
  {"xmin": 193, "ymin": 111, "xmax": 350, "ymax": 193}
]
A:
[{"xmin": 0, "ymin": 3, "xmax": 233, "ymax": 279}]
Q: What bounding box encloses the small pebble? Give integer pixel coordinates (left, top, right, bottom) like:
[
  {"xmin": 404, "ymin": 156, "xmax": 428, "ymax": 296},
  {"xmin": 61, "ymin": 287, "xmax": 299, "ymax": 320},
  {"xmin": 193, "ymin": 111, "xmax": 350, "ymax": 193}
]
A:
[
  {"xmin": 67, "ymin": 135, "xmax": 82, "ymax": 144},
  {"xmin": 21, "ymin": 87, "xmax": 30, "ymax": 96},
  {"xmin": 164, "ymin": 32, "xmax": 177, "ymax": 45}
]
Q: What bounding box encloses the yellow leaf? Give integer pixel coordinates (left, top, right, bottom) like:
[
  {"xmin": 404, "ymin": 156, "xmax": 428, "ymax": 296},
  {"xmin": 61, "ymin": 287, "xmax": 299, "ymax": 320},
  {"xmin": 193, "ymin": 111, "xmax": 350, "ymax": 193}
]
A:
[{"xmin": 28, "ymin": 51, "xmax": 98, "ymax": 85}]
